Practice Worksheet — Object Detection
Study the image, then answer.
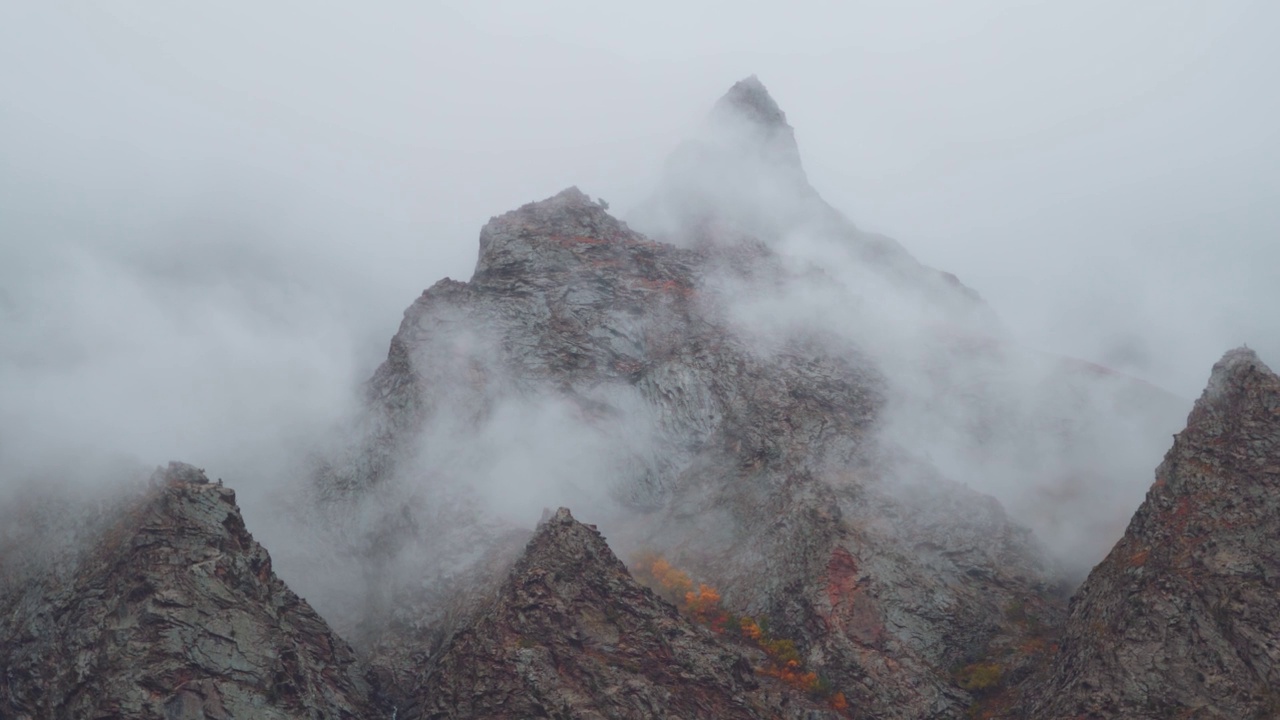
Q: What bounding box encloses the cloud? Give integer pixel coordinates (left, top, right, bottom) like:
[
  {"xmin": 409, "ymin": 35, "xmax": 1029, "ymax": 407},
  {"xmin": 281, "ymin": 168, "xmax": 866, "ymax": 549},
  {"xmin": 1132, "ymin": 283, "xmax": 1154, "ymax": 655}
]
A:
[{"xmin": 2, "ymin": 0, "xmax": 1277, "ymax": 617}]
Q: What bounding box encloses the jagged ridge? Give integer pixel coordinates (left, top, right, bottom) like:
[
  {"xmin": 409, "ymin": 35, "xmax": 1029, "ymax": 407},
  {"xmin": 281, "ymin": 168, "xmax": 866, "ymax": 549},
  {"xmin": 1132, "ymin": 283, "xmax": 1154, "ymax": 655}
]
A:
[
  {"xmin": 339, "ymin": 172, "xmax": 1063, "ymax": 718},
  {"xmin": 385, "ymin": 507, "xmax": 838, "ymax": 719},
  {"xmin": 0, "ymin": 463, "xmax": 381, "ymax": 720},
  {"xmin": 1012, "ymin": 348, "xmax": 1280, "ymax": 718}
]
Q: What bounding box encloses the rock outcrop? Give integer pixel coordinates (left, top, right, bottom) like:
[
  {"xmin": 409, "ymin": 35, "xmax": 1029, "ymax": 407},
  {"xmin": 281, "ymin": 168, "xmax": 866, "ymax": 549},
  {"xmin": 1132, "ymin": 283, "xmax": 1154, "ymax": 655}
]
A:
[
  {"xmin": 319, "ymin": 81, "xmax": 1077, "ymax": 719},
  {"xmin": 385, "ymin": 507, "xmax": 837, "ymax": 719},
  {"xmin": 0, "ymin": 462, "xmax": 381, "ymax": 720},
  {"xmin": 1013, "ymin": 348, "xmax": 1280, "ymax": 719},
  {"xmin": 1, "ymin": 76, "xmax": 1241, "ymax": 720}
]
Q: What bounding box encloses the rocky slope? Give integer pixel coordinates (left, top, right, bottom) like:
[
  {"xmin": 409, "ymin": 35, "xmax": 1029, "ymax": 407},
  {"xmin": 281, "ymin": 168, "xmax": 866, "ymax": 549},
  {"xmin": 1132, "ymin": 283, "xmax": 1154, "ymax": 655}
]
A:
[
  {"xmin": 382, "ymin": 507, "xmax": 838, "ymax": 719},
  {"xmin": 0, "ymin": 76, "xmax": 1247, "ymax": 720},
  {"xmin": 0, "ymin": 462, "xmax": 381, "ymax": 720},
  {"xmin": 1010, "ymin": 348, "xmax": 1280, "ymax": 719},
  {"xmin": 313, "ymin": 79, "xmax": 1084, "ymax": 719}
]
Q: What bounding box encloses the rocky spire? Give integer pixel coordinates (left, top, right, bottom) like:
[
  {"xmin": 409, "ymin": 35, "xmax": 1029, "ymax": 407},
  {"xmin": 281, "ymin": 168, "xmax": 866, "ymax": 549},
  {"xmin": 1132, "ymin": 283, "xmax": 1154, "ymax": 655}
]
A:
[
  {"xmin": 706, "ymin": 75, "xmax": 805, "ymax": 174},
  {"xmin": 381, "ymin": 507, "xmax": 836, "ymax": 719},
  {"xmin": 628, "ymin": 76, "xmax": 820, "ymax": 245},
  {"xmin": 712, "ymin": 75, "xmax": 790, "ymax": 130},
  {"xmin": 1014, "ymin": 348, "xmax": 1280, "ymax": 718},
  {"xmin": 0, "ymin": 463, "xmax": 382, "ymax": 719},
  {"xmin": 1193, "ymin": 345, "xmax": 1274, "ymax": 419}
]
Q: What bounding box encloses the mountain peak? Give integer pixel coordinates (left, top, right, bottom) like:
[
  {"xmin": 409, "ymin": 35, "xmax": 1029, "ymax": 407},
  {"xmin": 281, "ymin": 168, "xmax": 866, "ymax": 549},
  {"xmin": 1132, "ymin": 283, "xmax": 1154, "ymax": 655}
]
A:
[
  {"xmin": 520, "ymin": 505, "xmax": 619, "ymax": 576},
  {"xmin": 1183, "ymin": 346, "xmax": 1278, "ymax": 448},
  {"xmin": 704, "ymin": 75, "xmax": 805, "ymax": 175},
  {"xmin": 628, "ymin": 75, "xmax": 816, "ymax": 244},
  {"xmin": 153, "ymin": 460, "xmax": 212, "ymax": 486},
  {"xmin": 1201, "ymin": 345, "xmax": 1273, "ymax": 403},
  {"xmin": 0, "ymin": 469, "xmax": 379, "ymax": 718},
  {"xmin": 538, "ymin": 505, "xmax": 577, "ymax": 528},
  {"xmin": 389, "ymin": 506, "xmax": 835, "ymax": 719},
  {"xmin": 1018, "ymin": 347, "xmax": 1280, "ymax": 718},
  {"xmin": 712, "ymin": 75, "xmax": 789, "ymax": 131}
]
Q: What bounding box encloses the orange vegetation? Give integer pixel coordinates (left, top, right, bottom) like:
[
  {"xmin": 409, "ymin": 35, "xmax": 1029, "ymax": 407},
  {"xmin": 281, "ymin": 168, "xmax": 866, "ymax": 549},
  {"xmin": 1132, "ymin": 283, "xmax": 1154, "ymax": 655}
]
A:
[
  {"xmin": 648, "ymin": 556, "xmax": 693, "ymax": 597},
  {"xmin": 685, "ymin": 584, "xmax": 724, "ymax": 626},
  {"xmin": 632, "ymin": 553, "xmax": 850, "ymax": 713},
  {"xmin": 762, "ymin": 659, "xmax": 820, "ymax": 692}
]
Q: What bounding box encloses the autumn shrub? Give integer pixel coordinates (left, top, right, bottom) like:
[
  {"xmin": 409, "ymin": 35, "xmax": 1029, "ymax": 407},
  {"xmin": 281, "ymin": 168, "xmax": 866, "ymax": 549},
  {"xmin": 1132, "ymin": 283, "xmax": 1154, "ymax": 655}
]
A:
[{"xmin": 631, "ymin": 553, "xmax": 851, "ymax": 713}]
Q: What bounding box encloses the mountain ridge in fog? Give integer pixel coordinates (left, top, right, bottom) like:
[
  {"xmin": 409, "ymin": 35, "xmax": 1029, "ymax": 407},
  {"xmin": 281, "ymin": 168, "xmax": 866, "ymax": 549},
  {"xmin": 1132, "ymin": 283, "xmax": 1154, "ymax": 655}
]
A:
[{"xmin": 1, "ymin": 75, "xmax": 1275, "ymax": 720}]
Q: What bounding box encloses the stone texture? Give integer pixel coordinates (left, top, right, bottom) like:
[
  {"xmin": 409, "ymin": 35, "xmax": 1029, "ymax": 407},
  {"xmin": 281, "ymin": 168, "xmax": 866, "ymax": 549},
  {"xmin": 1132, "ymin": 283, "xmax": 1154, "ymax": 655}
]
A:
[
  {"xmin": 325, "ymin": 87, "xmax": 1071, "ymax": 718},
  {"xmin": 1001, "ymin": 348, "xmax": 1280, "ymax": 719},
  {"xmin": 2, "ymin": 76, "xmax": 1253, "ymax": 720},
  {"xmin": 0, "ymin": 463, "xmax": 382, "ymax": 720},
  {"xmin": 386, "ymin": 507, "xmax": 838, "ymax": 720}
]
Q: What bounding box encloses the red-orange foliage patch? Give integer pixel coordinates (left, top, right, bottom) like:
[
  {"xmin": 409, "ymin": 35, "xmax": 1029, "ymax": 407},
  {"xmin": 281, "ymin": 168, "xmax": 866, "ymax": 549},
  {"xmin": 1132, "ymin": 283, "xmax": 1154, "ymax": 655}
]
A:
[{"xmin": 632, "ymin": 553, "xmax": 850, "ymax": 713}]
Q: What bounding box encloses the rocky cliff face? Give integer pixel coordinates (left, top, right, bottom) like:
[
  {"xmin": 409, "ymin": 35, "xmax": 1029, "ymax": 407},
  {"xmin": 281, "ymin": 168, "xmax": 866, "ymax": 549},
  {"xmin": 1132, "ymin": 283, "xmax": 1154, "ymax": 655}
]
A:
[
  {"xmin": 1, "ymin": 77, "xmax": 1256, "ymax": 720},
  {"xmin": 0, "ymin": 463, "xmax": 381, "ymax": 720},
  {"xmin": 313, "ymin": 80, "xmax": 1081, "ymax": 719},
  {"xmin": 1011, "ymin": 348, "xmax": 1280, "ymax": 719},
  {"xmin": 382, "ymin": 507, "xmax": 839, "ymax": 720}
]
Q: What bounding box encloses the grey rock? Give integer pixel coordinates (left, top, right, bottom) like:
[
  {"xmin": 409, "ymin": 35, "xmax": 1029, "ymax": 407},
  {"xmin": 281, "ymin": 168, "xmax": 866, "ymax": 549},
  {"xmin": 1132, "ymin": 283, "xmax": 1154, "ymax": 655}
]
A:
[
  {"xmin": 321, "ymin": 82, "xmax": 1072, "ymax": 718},
  {"xmin": 383, "ymin": 507, "xmax": 840, "ymax": 719},
  {"xmin": 0, "ymin": 463, "xmax": 383, "ymax": 719},
  {"xmin": 1011, "ymin": 348, "xmax": 1280, "ymax": 719}
]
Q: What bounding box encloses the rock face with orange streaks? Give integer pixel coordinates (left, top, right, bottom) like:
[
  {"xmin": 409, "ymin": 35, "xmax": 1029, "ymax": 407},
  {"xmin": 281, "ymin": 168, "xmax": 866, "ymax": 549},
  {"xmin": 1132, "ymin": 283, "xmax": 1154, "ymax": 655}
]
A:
[
  {"xmin": 389, "ymin": 508, "xmax": 838, "ymax": 720},
  {"xmin": 319, "ymin": 77, "xmax": 1075, "ymax": 720},
  {"xmin": 2, "ymin": 77, "xmax": 1270, "ymax": 720},
  {"xmin": 1013, "ymin": 348, "xmax": 1280, "ymax": 719}
]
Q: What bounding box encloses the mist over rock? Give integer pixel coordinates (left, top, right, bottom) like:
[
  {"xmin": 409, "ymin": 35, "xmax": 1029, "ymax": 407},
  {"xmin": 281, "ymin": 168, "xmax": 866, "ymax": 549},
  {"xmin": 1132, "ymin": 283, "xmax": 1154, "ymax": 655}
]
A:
[
  {"xmin": 308, "ymin": 79, "xmax": 1093, "ymax": 719},
  {"xmin": 632, "ymin": 77, "xmax": 993, "ymax": 334},
  {"xmin": 0, "ymin": 462, "xmax": 381, "ymax": 719},
  {"xmin": 1010, "ymin": 348, "xmax": 1280, "ymax": 719},
  {"xmin": 714, "ymin": 75, "xmax": 793, "ymax": 136},
  {"xmin": 378, "ymin": 506, "xmax": 840, "ymax": 719},
  {"xmin": 633, "ymin": 77, "xmax": 1186, "ymax": 576},
  {"xmin": 0, "ymin": 76, "xmax": 1255, "ymax": 720}
]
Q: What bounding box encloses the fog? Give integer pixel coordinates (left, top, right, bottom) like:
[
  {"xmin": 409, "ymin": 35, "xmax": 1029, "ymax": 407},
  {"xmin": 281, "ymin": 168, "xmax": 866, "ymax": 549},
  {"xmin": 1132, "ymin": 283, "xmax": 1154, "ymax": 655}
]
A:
[{"xmin": 3, "ymin": 2, "xmax": 1278, "ymax": 590}]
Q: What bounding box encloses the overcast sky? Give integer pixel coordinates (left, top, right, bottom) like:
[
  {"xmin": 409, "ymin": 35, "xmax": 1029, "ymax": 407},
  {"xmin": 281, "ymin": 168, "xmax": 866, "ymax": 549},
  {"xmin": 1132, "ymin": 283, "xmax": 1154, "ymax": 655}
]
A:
[{"xmin": 2, "ymin": 1, "xmax": 1277, "ymax": 477}]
